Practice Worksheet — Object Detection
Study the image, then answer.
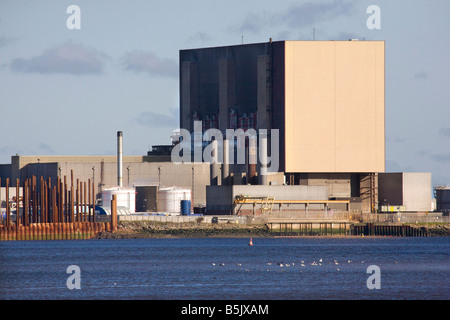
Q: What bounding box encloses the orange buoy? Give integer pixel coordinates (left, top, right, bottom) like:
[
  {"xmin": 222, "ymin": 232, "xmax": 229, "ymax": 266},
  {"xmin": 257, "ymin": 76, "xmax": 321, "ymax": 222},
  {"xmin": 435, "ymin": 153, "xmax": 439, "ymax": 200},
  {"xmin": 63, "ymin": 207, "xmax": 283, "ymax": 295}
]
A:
[{"xmin": 249, "ymin": 238, "xmax": 253, "ymax": 246}]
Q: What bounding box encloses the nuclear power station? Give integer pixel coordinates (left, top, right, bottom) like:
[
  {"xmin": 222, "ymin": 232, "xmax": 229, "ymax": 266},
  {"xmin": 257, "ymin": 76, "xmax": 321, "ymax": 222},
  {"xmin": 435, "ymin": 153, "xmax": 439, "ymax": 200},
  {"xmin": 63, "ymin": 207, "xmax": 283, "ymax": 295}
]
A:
[{"xmin": 0, "ymin": 40, "xmax": 438, "ymax": 219}]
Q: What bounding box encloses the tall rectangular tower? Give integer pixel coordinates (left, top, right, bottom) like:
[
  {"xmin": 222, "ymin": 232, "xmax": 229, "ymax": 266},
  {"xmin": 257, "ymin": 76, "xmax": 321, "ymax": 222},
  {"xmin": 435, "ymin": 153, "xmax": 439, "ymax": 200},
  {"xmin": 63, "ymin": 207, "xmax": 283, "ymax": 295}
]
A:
[
  {"xmin": 283, "ymin": 41, "xmax": 385, "ymax": 173},
  {"xmin": 179, "ymin": 40, "xmax": 385, "ymax": 176}
]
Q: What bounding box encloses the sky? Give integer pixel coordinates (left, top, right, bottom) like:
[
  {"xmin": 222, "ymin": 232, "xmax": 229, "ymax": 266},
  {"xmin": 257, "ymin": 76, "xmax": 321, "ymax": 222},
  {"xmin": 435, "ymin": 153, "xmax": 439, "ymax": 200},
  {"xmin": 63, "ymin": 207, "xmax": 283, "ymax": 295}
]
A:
[{"xmin": 0, "ymin": 0, "xmax": 449, "ymax": 187}]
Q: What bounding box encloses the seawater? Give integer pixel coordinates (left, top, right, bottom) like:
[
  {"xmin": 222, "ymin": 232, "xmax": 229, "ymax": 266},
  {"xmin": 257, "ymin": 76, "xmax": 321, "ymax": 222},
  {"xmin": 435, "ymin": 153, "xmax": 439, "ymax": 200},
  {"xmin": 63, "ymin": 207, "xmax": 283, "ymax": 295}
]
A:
[{"xmin": 0, "ymin": 237, "xmax": 449, "ymax": 300}]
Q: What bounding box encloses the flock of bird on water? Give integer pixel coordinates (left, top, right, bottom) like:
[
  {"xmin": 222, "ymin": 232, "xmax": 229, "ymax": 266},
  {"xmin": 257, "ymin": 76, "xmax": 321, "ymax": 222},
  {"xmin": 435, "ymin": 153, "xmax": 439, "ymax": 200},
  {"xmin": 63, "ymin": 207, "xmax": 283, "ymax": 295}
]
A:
[{"xmin": 209, "ymin": 238, "xmax": 399, "ymax": 272}]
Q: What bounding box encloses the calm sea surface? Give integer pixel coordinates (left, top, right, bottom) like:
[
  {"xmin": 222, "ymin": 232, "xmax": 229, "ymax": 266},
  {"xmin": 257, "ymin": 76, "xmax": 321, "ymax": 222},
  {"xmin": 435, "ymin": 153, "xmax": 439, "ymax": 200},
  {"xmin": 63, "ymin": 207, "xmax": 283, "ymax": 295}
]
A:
[{"xmin": 0, "ymin": 237, "xmax": 449, "ymax": 300}]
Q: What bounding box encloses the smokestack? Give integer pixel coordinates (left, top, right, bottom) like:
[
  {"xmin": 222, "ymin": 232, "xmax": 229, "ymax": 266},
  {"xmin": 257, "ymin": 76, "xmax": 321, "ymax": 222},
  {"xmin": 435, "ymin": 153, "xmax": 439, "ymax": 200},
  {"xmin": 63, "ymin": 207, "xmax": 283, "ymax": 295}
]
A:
[
  {"xmin": 117, "ymin": 131, "xmax": 123, "ymax": 188},
  {"xmin": 222, "ymin": 139, "xmax": 230, "ymax": 185},
  {"xmin": 248, "ymin": 136, "xmax": 257, "ymax": 184},
  {"xmin": 210, "ymin": 139, "xmax": 221, "ymax": 186},
  {"xmin": 259, "ymin": 135, "xmax": 268, "ymax": 186}
]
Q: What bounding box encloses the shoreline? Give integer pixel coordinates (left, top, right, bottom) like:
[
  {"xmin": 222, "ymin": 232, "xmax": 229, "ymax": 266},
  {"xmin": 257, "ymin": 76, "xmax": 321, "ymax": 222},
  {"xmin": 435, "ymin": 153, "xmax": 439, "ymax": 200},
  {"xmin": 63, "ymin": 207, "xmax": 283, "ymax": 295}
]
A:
[
  {"xmin": 97, "ymin": 220, "xmax": 273, "ymax": 239},
  {"xmin": 96, "ymin": 220, "xmax": 450, "ymax": 239}
]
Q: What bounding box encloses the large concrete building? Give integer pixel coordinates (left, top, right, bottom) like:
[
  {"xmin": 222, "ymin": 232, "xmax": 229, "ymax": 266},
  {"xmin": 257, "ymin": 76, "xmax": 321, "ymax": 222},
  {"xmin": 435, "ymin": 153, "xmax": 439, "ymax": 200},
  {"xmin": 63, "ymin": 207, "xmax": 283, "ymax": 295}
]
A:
[{"xmin": 180, "ymin": 40, "xmax": 385, "ymax": 212}]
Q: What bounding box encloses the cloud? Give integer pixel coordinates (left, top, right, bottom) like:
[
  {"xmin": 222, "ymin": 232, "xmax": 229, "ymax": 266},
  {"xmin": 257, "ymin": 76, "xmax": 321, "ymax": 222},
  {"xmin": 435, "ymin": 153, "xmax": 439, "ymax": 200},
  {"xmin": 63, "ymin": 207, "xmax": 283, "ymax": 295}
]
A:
[
  {"xmin": 439, "ymin": 127, "xmax": 450, "ymax": 137},
  {"xmin": 414, "ymin": 71, "xmax": 428, "ymax": 79},
  {"xmin": 0, "ymin": 35, "xmax": 16, "ymax": 47},
  {"xmin": 38, "ymin": 143, "xmax": 55, "ymax": 155},
  {"xmin": 135, "ymin": 109, "xmax": 178, "ymax": 128},
  {"xmin": 430, "ymin": 153, "xmax": 450, "ymax": 163},
  {"xmin": 10, "ymin": 42, "xmax": 107, "ymax": 75},
  {"xmin": 235, "ymin": 0, "xmax": 356, "ymax": 34},
  {"xmin": 281, "ymin": 1, "xmax": 355, "ymax": 28},
  {"xmin": 121, "ymin": 51, "xmax": 177, "ymax": 77},
  {"xmin": 186, "ymin": 32, "xmax": 213, "ymax": 45},
  {"xmin": 417, "ymin": 150, "xmax": 430, "ymax": 157}
]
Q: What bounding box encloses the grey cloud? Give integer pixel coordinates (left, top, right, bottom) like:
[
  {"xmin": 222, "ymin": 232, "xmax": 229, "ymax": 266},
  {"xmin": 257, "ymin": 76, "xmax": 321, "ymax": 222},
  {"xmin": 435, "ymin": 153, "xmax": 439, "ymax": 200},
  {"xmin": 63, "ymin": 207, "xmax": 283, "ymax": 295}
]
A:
[
  {"xmin": 38, "ymin": 143, "xmax": 55, "ymax": 155},
  {"xmin": 414, "ymin": 71, "xmax": 428, "ymax": 79},
  {"xmin": 122, "ymin": 51, "xmax": 177, "ymax": 77},
  {"xmin": 430, "ymin": 153, "xmax": 450, "ymax": 163},
  {"xmin": 186, "ymin": 32, "xmax": 213, "ymax": 45},
  {"xmin": 439, "ymin": 127, "xmax": 450, "ymax": 137},
  {"xmin": 135, "ymin": 109, "xmax": 178, "ymax": 128},
  {"xmin": 282, "ymin": 1, "xmax": 355, "ymax": 28},
  {"xmin": 238, "ymin": 12, "xmax": 273, "ymax": 34},
  {"xmin": 0, "ymin": 35, "xmax": 16, "ymax": 47},
  {"xmin": 417, "ymin": 150, "xmax": 431, "ymax": 157},
  {"xmin": 10, "ymin": 42, "xmax": 107, "ymax": 75},
  {"xmin": 235, "ymin": 0, "xmax": 356, "ymax": 34}
]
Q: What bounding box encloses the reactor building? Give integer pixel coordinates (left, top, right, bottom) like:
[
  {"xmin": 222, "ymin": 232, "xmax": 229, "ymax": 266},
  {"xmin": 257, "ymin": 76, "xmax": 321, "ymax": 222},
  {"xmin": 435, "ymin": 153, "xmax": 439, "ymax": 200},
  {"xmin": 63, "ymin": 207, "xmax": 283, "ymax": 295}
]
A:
[{"xmin": 179, "ymin": 40, "xmax": 385, "ymax": 213}]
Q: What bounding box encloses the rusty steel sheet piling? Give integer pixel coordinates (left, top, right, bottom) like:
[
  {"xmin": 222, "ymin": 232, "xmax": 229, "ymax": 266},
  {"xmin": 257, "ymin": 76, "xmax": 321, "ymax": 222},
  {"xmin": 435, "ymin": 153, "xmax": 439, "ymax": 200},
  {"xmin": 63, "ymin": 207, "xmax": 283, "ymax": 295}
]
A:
[{"xmin": 0, "ymin": 172, "xmax": 115, "ymax": 241}]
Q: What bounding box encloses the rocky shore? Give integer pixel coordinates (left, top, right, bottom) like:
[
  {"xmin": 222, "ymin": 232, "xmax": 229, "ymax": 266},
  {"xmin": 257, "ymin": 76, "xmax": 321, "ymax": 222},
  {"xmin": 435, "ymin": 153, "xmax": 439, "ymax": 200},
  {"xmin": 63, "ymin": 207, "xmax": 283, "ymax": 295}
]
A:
[
  {"xmin": 97, "ymin": 220, "xmax": 273, "ymax": 239},
  {"xmin": 410, "ymin": 223, "xmax": 450, "ymax": 237}
]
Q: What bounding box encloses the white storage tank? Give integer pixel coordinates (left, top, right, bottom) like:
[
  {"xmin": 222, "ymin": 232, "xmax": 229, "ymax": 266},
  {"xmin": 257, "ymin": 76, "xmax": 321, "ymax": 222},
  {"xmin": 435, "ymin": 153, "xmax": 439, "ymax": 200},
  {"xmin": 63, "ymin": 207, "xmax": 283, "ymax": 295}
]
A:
[
  {"xmin": 102, "ymin": 187, "xmax": 136, "ymax": 214},
  {"xmin": 157, "ymin": 187, "xmax": 191, "ymax": 214}
]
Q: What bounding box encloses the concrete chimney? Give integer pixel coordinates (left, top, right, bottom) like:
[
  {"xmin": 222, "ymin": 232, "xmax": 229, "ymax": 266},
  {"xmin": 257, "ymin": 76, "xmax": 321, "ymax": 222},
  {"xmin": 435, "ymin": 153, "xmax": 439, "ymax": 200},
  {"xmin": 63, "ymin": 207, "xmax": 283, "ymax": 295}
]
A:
[
  {"xmin": 210, "ymin": 139, "xmax": 220, "ymax": 186},
  {"xmin": 259, "ymin": 135, "xmax": 268, "ymax": 185},
  {"xmin": 222, "ymin": 139, "xmax": 230, "ymax": 185},
  {"xmin": 117, "ymin": 131, "xmax": 123, "ymax": 188},
  {"xmin": 248, "ymin": 136, "xmax": 257, "ymax": 185}
]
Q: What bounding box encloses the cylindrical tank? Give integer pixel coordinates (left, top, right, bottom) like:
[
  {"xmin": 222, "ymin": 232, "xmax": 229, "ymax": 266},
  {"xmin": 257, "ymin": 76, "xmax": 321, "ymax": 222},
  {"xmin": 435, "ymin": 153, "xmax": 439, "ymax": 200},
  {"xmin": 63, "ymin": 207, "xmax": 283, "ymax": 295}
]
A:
[
  {"xmin": 157, "ymin": 187, "xmax": 191, "ymax": 214},
  {"xmin": 102, "ymin": 187, "xmax": 136, "ymax": 214},
  {"xmin": 181, "ymin": 200, "xmax": 191, "ymax": 215}
]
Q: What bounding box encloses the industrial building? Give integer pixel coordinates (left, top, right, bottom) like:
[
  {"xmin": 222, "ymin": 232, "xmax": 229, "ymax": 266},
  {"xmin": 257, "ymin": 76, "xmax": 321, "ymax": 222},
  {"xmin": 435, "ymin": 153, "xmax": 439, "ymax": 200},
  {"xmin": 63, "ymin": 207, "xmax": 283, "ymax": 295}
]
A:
[{"xmin": 180, "ymin": 40, "xmax": 385, "ymax": 213}]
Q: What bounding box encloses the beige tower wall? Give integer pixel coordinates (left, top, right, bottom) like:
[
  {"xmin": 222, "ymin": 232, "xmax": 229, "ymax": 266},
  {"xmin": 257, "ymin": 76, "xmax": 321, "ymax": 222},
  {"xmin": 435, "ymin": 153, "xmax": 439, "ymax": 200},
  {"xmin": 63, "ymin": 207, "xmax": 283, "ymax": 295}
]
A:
[{"xmin": 284, "ymin": 41, "xmax": 385, "ymax": 173}]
